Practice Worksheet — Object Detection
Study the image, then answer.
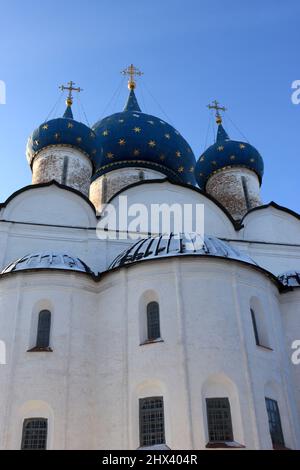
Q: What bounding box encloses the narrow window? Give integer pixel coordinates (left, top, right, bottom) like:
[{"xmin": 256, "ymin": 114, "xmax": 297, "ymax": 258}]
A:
[
  {"xmin": 139, "ymin": 396, "xmax": 165, "ymax": 447},
  {"xmin": 61, "ymin": 156, "xmax": 69, "ymax": 185},
  {"xmin": 250, "ymin": 308, "xmax": 260, "ymax": 346},
  {"xmin": 147, "ymin": 302, "xmax": 160, "ymax": 341},
  {"xmin": 36, "ymin": 310, "xmax": 51, "ymax": 348},
  {"xmin": 265, "ymin": 397, "xmax": 285, "ymax": 447},
  {"xmin": 206, "ymin": 397, "xmax": 234, "ymax": 442},
  {"xmin": 21, "ymin": 418, "xmax": 48, "ymax": 450}
]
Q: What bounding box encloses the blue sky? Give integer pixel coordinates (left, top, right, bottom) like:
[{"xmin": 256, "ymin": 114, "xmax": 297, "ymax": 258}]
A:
[{"xmin": 0, "ymin": 0, "xmax": 299, "ymax": 211}]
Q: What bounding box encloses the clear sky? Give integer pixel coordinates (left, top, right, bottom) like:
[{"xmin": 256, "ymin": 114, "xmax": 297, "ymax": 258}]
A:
[{"xmin": 0, "ymin": 0, "xmax": 299, "ymax": 211}]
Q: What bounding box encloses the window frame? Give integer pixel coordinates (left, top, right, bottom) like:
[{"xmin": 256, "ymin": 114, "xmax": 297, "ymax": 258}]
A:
[
  {"xmin": 206, "ymin": 397, "xmax": 234, "ymax": 443},
  {"xmin": 21, "ymin": 417, "xmax": 48, "ymax": 450},
  {"xmin": 36, "ymin": 310, "xmax": 51, "ymax": 349},
  {"xmin": 265, "ymin": 397, "xmax": 285, "ymax": 447},
  {"xmin": 139, "ymin": 396, "xmax": 165, "ymax": 447},
  {"xmin": 146, "ymin": 301, "xmax": 161, "ymax": 341}
]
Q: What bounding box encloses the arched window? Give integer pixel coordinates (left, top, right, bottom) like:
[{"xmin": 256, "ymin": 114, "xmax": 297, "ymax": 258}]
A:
[
  {"xmin": 139, "ymin": 396, "xmax": 165, "ymax": 447},
  {"xmin": 206, "ymin": 397, "xmax": 234, "ymax": 443},
  {"xmin": 36, "ymin": 310, "xmax": 51, "ymax": 348},
  {"xmin": 21, "ymin": 418, "xmax": 48, "ymax": 450},
  {"xmin": 147, "ymin": 302, "xmax": 160, "ymax": 341},
  {"xmin": 250, "ymin": 307, "xmax": 270, "ymax": 348}
]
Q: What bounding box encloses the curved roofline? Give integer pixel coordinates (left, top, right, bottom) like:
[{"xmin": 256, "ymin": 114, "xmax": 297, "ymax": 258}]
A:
[
  {"xmin": 0, "ymin": 180, "xmax": 97, "ymax": 216},
  {"xmin": 91, "ymin": 160, "xmax": 188, "ymax": 184},
  {"xmin": 100, "ymin": 251, "xmax": 283, "ymax": 291},
  {"xmin": 241, "ymin": 201, "xmax": 300, "ymax": 224},
  {"xmin": 0, "ymin": 267, "xmax": 100, "ymax": 282},
  {"xmin": 0, "ymin": 251, "xmax": 283, "ymax": 292},
  {"xmin": 103, "ymin": 177, "xmax": 241, "ymax": 230}
]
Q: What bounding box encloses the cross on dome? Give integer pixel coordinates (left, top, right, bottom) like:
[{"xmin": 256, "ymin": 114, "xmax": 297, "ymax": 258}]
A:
[
  {"xmin": 121, "ymin": 64, "xmax": 143, "ymax": 90},
  {"xmin": 207, "ymin": 100, "xmax": 227, "ymax": 124}
]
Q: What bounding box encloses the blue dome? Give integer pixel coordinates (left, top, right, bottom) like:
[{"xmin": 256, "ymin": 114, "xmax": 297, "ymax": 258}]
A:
[
  {"xmin": 26, "ymin": 104, "xmax": 99, "ymax": 168},
  {"xmin": 91, "ymin": 90, "xmax": 197, "ymax": 185},
  {"xmin": 195, "ymin": 123, "xmax": 264, "ymax": 189}
]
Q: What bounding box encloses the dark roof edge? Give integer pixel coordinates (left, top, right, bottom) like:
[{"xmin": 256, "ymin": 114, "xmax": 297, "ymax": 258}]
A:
[
  {"xmin": 0, "ymin": 180, "xmax": 97, "ymax": 215},
  {"xmin": 0, "ymin": 252, "xmax": 284, "ymax": 292},
  {"xmin": 241, "ymin": 201, "xmax": 300, "ymax": 224},
  {"xmin": 103, "ymin": 177, "xmax": 241, "ymax": 230}
]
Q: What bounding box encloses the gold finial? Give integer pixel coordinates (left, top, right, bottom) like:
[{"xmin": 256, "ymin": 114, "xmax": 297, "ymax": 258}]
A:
[
  {"xmin": 121, "ymin": 64, "xmax": 143, "ymax": 90},
  {"xmin": 207, "ymin": 100, "xmax": 227, "ymax": 124},
  {"xmin": 59, "ymin": 80, "xmax": 83, "ymax": 106}
]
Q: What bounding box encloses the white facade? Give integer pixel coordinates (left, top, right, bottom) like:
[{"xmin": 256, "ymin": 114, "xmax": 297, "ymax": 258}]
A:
[{"xmin": 0, "ymin": 103, "xmax": 300, "ymax": 450}]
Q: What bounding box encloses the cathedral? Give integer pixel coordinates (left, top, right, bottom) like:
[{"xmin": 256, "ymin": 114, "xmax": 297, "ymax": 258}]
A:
[{"xmin": 0, "ymin": 65, "xmax": 299, "ymax": 450}]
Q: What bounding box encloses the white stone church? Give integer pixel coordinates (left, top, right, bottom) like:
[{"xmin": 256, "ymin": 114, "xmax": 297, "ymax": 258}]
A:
[{"xmin": 0, "ymin": 70, "xmax": 299, "ymax": 450}]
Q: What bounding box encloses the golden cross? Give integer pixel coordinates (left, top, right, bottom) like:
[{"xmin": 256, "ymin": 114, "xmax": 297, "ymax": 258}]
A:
[
  {"xmin": 121, "ymin": 64, "xmax": 143, "ymax": 90},
  {"xmin": 207, "ymin": 100, "xmax": 227, "ymax": 124},
  {"xmin": 59, "ymin": 80, "xmax": 83, "ymax": 106}
]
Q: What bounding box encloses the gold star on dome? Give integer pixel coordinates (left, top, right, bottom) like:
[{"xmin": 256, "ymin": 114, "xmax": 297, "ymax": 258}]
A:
[
  {"xmin": 160, "ymin": 154, "xmax": 165, "ymax": 160},
  {"xmin": 42, "ymin": 124, "xmax": 48, "ymax": 130},
  {"xmin": 176, "ymin": 151, "xmax": 181, "ymax": 157},
  {"xmin": 102, "ymin": 130, "xmax": 109, "ymax": 136},
  {"xmin": 230, "ymin": 155, "xmax": 235, "ymax": 160},
  {"xmin": 133, "ymin": 127, "xmax": 141, "ymax": 133},
  {"xmin": 250, "ymin": 158, "xmax": 255, "ymax": 162},
  {"xmin": 54, "ymin": 133, "xmax": 60, "ymax": 139},
  {"xmin": 34, "ymin": 139, "xmax": 39, "ymax": 145},
  {"xmin": 119, "ymin": 138, "xmax": 126, "ymax": 146},
  {"xmin": 199, "ymin": 172, "xmax": 203, "ymax": 176},
  {"xmin": 239, "ymin": 143, "xmax": 246, "ymax": 149},
  {"xmin": 217, "ymin": 146, "xmax": 224, "ymax": 151},
  {"xmin": 148, "ymin": 140, "xmax": 156, "ymax": 147},
  {"xmin": 189, "ymin": 166, "xmax": 194, "ymax": 172},
  {"xmin": 76, "ymin": 137, "xmax": 82, "ymax": 143},
  {"xmin": 119, "ymin": 119, "xmax": 125, "ymax": 123},
  {"xmin": 133, "ymin": 149, "xmax": 140, "ymax": 156},
  {"xmin": 200, "ymin": 156, "xmax": 205, "ymax": 161},
  {"xmin": 164, "ymin": 133, "xmax": 170, "ymax": 139},
  {"xmin": 178, "ymin": 166, "xmax": 184, "ymax": 173},
  {"xmin": 106, "ymin": 152, "xmax": 114, "ymax": 159},
  {"xmin": 67, "ymin": 122, "xmax": 74, "ymax": 129},
  {"xmin": 212, "ymin": 160, "xmax": 217, "ymax": 165}
]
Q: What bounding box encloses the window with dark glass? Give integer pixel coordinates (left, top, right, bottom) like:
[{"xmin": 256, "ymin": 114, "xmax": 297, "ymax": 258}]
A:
[
  {"xmin": 206, "ymin": 397, "xmax": 234, "ymax": 442},
  {"xmin": 21, "ymin": 418, "xmax": 48, "ymax": 450},
  {"xmin": 265, "ymin": 397, "xmax": 285, "ymax": 447},
  {"xmin": 36, "ymin": 310, "xmax": 51, "ymax": 348},
  {"xmin": 147, "ymin": 302, "xmax": 160, "ymax": 341},
  {"xmin": 250, "ymin": 308, "xmax": 260, "ymax": 346},
  {"xmin": 139, "ymin": 396, "xmax": 165, "ymax": 447}
]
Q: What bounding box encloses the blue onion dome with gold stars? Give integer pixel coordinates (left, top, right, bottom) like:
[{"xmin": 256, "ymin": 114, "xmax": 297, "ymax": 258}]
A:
[
  {"xmin": 91, "ymin": 67, "xmax": 197, "ymax": 185},
  {"xmin": 26, "ymin": 81, "xmax": 99, "ymax": 169},
  {"xmin": 195, "ymin": 101, "xmax": 264, "ymax": 190}
]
